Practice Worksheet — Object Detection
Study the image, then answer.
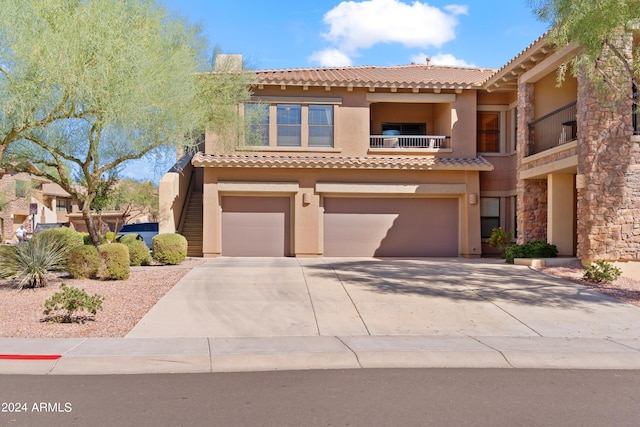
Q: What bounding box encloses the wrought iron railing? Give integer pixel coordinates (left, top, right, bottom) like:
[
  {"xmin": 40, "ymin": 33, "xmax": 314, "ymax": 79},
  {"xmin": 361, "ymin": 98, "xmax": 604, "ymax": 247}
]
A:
[
  {"xmin": 369, "ymin": 135, "xmax": 450, "ymax": 149},
  {"xmin": 527, "ymin": 101, "xmax": 577, "ymax": 156}
]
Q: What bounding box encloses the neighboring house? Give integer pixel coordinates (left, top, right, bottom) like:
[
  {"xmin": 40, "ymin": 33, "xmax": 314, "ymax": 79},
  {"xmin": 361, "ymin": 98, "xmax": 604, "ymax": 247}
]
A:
[
  {"xmin": 0, "ymin": 169, "xmax": 52, "ymax": 242},
  {"xmin": 160, "ymin": 31, "xmax": 640, "ymax": 275}
]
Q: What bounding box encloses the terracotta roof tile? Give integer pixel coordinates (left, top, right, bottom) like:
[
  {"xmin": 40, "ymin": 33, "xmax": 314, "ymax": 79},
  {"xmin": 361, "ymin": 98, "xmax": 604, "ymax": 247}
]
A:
[
  {"xmin": 255, "ymin": 64, "xmax": 496, "ymax": 89},
  {"xmin": 192, "ymin": 153, "xmax": 494, "ymax": 171}
]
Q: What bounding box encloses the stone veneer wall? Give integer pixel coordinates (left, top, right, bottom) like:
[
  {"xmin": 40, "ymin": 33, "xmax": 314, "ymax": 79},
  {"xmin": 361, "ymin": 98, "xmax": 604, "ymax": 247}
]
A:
[
  {"xmin": 516, "ymin": 82, "xmax": 548, "ymax": 243},
  {"xmin": 576, "ymin": 48, "xmax": 639, "ymax": 261}
]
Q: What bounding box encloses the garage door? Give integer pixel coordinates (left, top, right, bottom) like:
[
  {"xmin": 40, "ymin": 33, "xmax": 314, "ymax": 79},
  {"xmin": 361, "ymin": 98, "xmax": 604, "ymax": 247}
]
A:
[
  {"xmin": 323, "ymin": 197, "xmax": 458, "ymax": 257},
  {"xmin": 221, "ymin": 196, "xmax": 291, "ymax": 256}
]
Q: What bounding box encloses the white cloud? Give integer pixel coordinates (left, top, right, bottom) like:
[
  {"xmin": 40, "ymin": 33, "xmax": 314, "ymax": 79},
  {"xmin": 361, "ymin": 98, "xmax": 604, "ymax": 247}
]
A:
[
  {"xmin": 308, "ymin": 48, "xmax": 354, "ymax": 67},
  {"xmin": 410, "ymin": 52, "xmax": 475, "ymax": 67},
  {"xmin": 321, "ymin": 0, "xmax": 468, "ymax": 54}
]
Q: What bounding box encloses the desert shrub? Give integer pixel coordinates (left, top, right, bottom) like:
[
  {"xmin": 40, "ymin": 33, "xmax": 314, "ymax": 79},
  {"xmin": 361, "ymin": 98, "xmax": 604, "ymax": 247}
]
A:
[
  {"xmin": 152, "ymin": 233, "xmax": 187, "ymax": 265},
  {"xmin": 122, "ymin": 238, "xmax": 152, "ymax": 266},
  {"xmin": 583, "ymin": 260, "xmax": 622, "ymax": 284},
  {"xmin": 33, "ymin": 227, "xmax": 83, "ymax": 255},
  {"xmin": 43, "ymin": 283, "xmax": 104, "ymax": 323},
  {"xmin": 105, "ymin": 231, "xmax": 115, "ymax": 242},
  {"xmin": 504, "ymin": 240, "xmax": 558, "ymax": 264},
  {"xmin": 116, "ymin": 233, "xmax": 143, "ymax": 244},
  {"xmin": 97, "ymin": 243, "xmax": 130, "ymax": 280},
  {"xmin": 66, "ymin": 245, "xmax": 100, "ymax": 279},
  {"xmin": 486, "ymin": 227, "xmax": 513, "ymax": 258},
  {"xmin": 0, "ymin": 234, "xmax": 67, "ymax": 288}
]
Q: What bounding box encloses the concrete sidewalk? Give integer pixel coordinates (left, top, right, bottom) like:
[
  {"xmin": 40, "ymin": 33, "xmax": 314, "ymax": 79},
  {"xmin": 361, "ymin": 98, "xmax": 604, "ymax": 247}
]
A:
[
  {"xmin": 1, "ymin": 335, "xmax": 640, "ymax": 375},
  {"xmin": 2, "ymin": 258, "xmax": 640, "ymax": 375}
]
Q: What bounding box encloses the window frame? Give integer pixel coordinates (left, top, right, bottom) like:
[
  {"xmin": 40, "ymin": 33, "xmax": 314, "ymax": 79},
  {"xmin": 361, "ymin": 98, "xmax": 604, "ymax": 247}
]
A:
[
  {"xmin": 477, "ymin": 111, "xmax": 501, "ymax": 153},
  {"xmin": 480, "ymin": 197, "xmax": 500, "ymax": 239}
]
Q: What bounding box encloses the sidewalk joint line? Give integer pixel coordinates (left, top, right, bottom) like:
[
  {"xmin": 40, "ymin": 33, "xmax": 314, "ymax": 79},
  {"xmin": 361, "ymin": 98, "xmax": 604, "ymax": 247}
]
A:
[
  {"xmin": 464, "ymin": 285, "xmax": 543, "ymax": 337},
  {"xmin": 333, "ymin": 267, "xmax": 371, "ymax": 336},
  {"xmin": 297, "ymin": 258, "xmax": 321, "ymax": 336},
  {"xmin": 469, "ymin": 336, "xmax": 515, "ymax": 368},
  {"xmin": 336, "ymin": 336, "xmax": 363, "ymax": 368}
]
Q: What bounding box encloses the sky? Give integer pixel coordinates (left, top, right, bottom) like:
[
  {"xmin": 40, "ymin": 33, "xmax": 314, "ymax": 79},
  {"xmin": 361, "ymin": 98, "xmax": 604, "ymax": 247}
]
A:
[{"xmin": 123, "ymin": 0, "xmax": 550, "ymax": 182}]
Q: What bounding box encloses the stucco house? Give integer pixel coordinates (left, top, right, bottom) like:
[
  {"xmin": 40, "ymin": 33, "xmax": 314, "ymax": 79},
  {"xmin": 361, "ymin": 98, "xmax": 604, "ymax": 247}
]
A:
[{"xmin": 160, "ymin": 31, "xmax": 640, "ymax": 274}]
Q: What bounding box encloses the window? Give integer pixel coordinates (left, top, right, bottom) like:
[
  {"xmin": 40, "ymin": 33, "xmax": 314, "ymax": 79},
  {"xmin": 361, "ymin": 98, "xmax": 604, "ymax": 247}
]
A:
[
  {"xmin": 308, "ymin": 105, "xmax": 333, "ymax": 147},
  {"xmin": 480, "ymin": 197, "xmax": 500, "ymax": 239},
  {"xmin": 382, "ymin": 123, "xmax": 426, "ymax": 135},
  {"xmin": 56, "ymin": 199, "xmax": 68, "ymax": 212},
  {"xmin": 277, "ymin": 104, "xmax": 301, "ymax": 146},
  {"xmin": 15, "ymin": 180, "xmax": 27, "ymax": 198},
  {"xmin": 477, "ymin": 112, "xmax": 500, "ymax": 152},
  {"xmin": 244, "ymin": 104, "xmax": 269, "ymax": 146}
]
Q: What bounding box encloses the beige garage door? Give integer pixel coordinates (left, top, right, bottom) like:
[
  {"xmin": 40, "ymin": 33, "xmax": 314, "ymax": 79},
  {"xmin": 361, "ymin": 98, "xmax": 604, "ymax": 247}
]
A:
[
  {"xmin": 221, "ymin": 196, "xmax": 291, "ymax": 256},
  {"xmin": 323, "ymin": 197, "xmax": 458, "ymax": 257}
]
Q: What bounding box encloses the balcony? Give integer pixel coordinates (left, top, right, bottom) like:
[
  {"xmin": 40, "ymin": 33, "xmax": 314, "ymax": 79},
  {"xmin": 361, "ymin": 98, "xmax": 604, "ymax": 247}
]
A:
[
  {"xmin": 527, "ymin": 101, "xmax": 577, "ymax": 156},
  {"xmin": 369, "ymin": 135, "xmax": 450, "ymax": 149}
]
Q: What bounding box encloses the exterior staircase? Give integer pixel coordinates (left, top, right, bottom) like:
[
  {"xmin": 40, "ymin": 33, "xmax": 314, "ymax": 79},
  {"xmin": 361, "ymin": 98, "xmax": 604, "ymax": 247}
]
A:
[{"xmin": 180, "ymin": 192, "xmax": 203, "ymax": 257}]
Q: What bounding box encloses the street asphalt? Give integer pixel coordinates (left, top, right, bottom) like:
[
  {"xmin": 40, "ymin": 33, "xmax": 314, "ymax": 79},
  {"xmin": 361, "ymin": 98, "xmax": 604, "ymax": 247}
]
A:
[{"xmin": 2, "ymin": 257, "xmax": 640, "ymax": 374}]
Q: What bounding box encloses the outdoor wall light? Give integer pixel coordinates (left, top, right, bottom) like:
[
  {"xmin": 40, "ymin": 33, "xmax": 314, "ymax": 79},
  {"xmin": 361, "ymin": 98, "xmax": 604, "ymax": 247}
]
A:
[{"xmin": 469, "ymin": 193, "xmax": 478, "ymax": 205}]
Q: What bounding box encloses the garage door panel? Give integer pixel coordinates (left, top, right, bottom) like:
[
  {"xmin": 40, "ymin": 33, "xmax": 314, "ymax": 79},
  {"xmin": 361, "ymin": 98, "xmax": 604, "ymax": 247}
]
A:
[
  {"xmin": 221, "ymin": 196, "xmax": 290, "ymax": 257},
  {"xmin": 324, "ymin": 198, "xmax": 458, "ymax": 257}
]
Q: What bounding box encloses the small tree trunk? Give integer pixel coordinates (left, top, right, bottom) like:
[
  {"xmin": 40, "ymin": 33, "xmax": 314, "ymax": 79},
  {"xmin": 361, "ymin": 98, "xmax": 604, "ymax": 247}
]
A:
[{"xmin": 82, "ymin": 205, "xmax": 101, "ymax": 246}]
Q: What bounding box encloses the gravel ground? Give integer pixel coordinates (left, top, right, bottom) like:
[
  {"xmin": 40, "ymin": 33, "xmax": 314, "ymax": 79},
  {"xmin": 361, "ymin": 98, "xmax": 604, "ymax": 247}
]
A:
[
  {"xmin": 0, "ymin": 258, "xmax": 206, "ymax": 338},
  {"xmin": 538, "ymin": 260, "xmax": 640, "ymax": 308},
  {"xmin": 1, "ymin": 258, "xmax": 638, "ymax": 339}
]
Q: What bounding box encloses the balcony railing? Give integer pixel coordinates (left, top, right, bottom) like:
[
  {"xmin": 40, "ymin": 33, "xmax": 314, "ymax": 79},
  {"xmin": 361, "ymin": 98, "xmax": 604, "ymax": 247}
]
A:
[
  {"xmin": 369, "ymin": 135, "xmax": 450, "ymax": 149},
  {"xmin": 527, "ymin": 101, "xmax": 577, "ymax": 156}
]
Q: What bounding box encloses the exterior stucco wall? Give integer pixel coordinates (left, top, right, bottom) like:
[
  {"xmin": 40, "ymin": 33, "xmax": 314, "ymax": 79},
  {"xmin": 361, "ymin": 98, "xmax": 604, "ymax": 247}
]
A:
[{"xmin": 200, "ymin": 166, "xmax": 482, "ymax": 258}]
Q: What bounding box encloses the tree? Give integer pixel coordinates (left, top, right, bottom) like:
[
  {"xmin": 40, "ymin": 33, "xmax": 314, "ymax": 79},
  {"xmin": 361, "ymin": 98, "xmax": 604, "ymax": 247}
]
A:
[
  {"xmin": 528, "ymin": 0, "xmax": 640, "ymax": 104},
  {"xmin": 0, "ymin": 0, "xmax": 254, "ymax": 246},
  {"xmin": 108, "ymin": 178, "xmax": 159, "ymax": 224}
]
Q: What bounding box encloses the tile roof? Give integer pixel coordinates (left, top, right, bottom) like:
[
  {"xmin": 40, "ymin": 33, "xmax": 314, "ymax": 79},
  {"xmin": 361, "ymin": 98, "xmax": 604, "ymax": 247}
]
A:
[
  {"xmin": 192, "ymin": 153, "xmax": 494, "ymax": 171},
  {"xmin": 255, "ymin": 64, "xmax": 496, "ymax": 90}
]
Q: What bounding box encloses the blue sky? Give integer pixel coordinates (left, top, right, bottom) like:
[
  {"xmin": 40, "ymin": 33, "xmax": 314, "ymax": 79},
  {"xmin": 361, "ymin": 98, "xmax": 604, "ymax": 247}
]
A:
[
  {"xmin": 123, "ymin": 0, "xmax": 549, "ymax": 182},
  {"xmin": 161, "ymin": 0, "xmax": 549, "ymax": 70}
]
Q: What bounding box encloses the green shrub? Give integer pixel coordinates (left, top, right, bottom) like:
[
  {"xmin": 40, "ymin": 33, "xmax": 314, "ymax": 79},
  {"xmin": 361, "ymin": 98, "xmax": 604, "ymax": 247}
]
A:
[
  {"xmin": 105, "ymin": 231, "xmax": 115, "ymax": 242},
  {"xmin": 66, "ymin": 245, "xmax": 100, "ymax": 279},
  {"xmin": 0, "ymin": 234, "xmax": 67, "ymax": 289},
  {"xmin": 43, "ymin": 283, "xmax": 104, "ymax": 323},
  {"xmin": 122, "ymin": 238, "xmax": 152, "ymax": 266},
  {"xmin": 583, "ymin": 260, "xmax": 622, "ymax": 284},
  {"xmin": 504, "ymin": 240, "xmax": 558, "ymax": 264},
  {"xmin": 33, "ymin": 227, "xmax": 83, "ymax": 253},
  {"xmin": 487, "ymin": 227, "xmax": 513, "ymax": 258},
  {"xmin": 97, "ymin": 243, "xmax": 130, "ymax": 280},
  {"xmin": 152, "ymin": 233, "xmax": 187, "ymax": 265},
  {"xmin": 116, "ymin": 233, "xmax": 143, "ymax": 244}
]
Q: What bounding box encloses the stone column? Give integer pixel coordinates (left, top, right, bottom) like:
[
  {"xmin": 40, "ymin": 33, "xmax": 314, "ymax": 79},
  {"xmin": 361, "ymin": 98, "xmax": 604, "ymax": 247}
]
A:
[
  {"xmin": 516, "ymin": 82, "xmax": 548, "ymax": 243},
  {"xmin": 576, "ymin": 33, "xmax": 639, "ymax": 262}
]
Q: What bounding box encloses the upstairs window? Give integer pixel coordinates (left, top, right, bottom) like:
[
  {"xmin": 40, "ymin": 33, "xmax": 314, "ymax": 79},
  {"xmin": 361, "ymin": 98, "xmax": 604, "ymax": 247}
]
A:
[
  {"xmin": 56, "ymin": 199, "xmax": 68, "ymax": 212},
  {"xmin": 382, "ymin": 122, "xmax": 426, "ymax": 135},
  {"xmin": 308, "ymin": 105, "xmax": 333, "ymax": 147},
  {"xmin": 277, "ymin": 104, "xmax": 302, "ymax": 146},
  {"xmin": 477, "ymin": 112, "xmax": 500, "ymax": 152}
]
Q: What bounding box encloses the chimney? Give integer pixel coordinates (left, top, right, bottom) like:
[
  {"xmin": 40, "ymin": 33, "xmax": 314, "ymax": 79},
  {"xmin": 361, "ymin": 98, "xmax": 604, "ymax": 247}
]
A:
[{"xmin": 426, "ymin": 57, "xmax": 431, "ymax": 68}]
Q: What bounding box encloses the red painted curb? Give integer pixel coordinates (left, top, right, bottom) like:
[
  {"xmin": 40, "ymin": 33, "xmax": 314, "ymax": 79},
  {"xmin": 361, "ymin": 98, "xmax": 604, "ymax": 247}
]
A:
[{"xmin": 0, "ymin": 354, "xmax": 61, "ymax": 360}]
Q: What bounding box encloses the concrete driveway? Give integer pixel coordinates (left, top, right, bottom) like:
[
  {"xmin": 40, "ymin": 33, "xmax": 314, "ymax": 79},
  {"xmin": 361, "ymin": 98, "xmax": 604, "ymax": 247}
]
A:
[{"xmin": 127, "ymin": 257, "xmax": 640, "ymax": 340}]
